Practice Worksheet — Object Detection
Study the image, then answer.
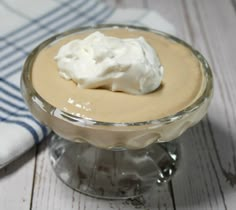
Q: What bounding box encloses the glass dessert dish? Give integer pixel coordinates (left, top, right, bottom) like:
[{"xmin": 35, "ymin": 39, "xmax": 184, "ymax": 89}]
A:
[{"xmin": 21, "ymin": 24, "xmax": 213, "ymax": 199}]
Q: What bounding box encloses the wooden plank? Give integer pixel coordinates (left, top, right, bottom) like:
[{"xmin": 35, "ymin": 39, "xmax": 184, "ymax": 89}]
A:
[
  {"xmin": 179, "ymin": 0, "xmax": 236, "ymax": 209},
  {"xmin": 168, "ymin": 0, "xmax": 236, "ymax": 209},
  {"xmin": 146, "ymin": 0, "xmax": 191, "ymax": 40},
  {"xmin": 0, "ymin": 148, "xmax": 36, "ymax": 210},
  {"xmin": 147, "ymin": 0, "xmax": 236, "ymax": 209}
]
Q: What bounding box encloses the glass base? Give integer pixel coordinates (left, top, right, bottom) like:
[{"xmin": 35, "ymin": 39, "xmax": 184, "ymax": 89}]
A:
[{"xmin": 49, "ymin": 133, "xmax": 180, "ymax": 199}]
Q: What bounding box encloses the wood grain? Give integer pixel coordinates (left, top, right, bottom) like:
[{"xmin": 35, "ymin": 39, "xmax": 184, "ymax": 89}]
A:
[
  {"xmin": 145, "ymin": 0, "xmax": 236, "ymax": 209},
  {"xmin": 182, "ymin": 1, "xmax": 236, "ymax": 209},
  {"xmin": 0, "ymin": 148, "xmax": 36, "ymax": 210}
]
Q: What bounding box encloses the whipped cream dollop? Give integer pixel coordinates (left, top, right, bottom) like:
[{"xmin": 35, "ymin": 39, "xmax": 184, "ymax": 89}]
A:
[{"xmin": 54, "ymin": 31, "xmax": 164, "ymax": 95}]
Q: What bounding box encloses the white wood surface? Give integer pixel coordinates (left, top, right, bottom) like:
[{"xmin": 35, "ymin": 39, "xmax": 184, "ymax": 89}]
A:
[{"xmin": 1, "ymin": 0, "xmax": 236, "ymax": 209}]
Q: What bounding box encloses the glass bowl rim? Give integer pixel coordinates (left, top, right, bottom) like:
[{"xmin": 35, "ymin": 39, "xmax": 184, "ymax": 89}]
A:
[{"xmin": 21, "ymin": 24, "xmax": 213, "ymax": 128}]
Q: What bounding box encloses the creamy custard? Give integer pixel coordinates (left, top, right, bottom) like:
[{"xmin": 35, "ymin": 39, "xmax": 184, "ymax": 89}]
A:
[{"xmin": 32, "ymin": 28, "xmax": 204, "ymax": 123}]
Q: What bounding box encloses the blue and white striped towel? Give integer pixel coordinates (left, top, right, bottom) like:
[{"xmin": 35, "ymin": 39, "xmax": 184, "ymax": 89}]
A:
[{"xmin": 0, "ymin": 0, "xmax": 176, "ymax": 168}]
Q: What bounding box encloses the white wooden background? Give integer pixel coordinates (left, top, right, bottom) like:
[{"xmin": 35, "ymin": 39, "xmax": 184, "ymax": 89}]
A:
[{"xmin": 1, "ymin": 0, "xmax": 236, "ymax": 209}]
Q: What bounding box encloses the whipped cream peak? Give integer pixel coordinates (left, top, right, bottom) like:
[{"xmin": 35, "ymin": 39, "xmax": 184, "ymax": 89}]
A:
[{"xmin": 54, "ymin": 31, "xmax": 164, "ymax": 95}]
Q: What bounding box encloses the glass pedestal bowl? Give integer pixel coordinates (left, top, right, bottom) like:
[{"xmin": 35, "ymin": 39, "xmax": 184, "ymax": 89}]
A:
[{"xmin": 21, "ymin": 25, "xmax": 213, "ymax": 199}]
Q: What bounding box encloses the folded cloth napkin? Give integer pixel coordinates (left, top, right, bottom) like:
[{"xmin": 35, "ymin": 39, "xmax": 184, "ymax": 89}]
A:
[{"xmin": 0, "ymin": 0, "xmax": 176, "ymax": 168}]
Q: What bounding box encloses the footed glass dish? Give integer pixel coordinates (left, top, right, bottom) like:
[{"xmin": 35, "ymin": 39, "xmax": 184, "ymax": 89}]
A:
[{"xmin": 21, "ymin": 24, "xmax": 213, "ymax": 199}]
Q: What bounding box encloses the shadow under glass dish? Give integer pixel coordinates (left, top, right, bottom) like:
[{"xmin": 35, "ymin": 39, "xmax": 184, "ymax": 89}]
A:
[{"xmin": 21, "ymin": 24, "xmax": 213, "ymax": 199}]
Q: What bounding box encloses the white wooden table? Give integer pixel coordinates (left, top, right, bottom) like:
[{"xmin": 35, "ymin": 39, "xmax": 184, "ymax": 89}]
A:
[{"xmin": 1, "ymin": 0, "xmax": 236, "ymax": 209}]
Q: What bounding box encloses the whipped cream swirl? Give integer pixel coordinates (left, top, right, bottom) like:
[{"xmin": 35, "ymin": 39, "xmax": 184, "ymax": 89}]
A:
[{"xmin": 55, "ymin": 31, "xmax": 164, "ymax": 95}]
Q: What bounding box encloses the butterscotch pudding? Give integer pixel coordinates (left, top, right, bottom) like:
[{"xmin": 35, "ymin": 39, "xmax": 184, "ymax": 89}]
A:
[
  {"xmin": 21, "ymin": 25, "xmax": 213, "ymax": 199},
  {"xmin": 31, "ymin": 28, "xmax": 204, "ymax": 123},
  {"xmin": 21, "ymin": 25, "xmax": 212, "ymax": 148}
]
